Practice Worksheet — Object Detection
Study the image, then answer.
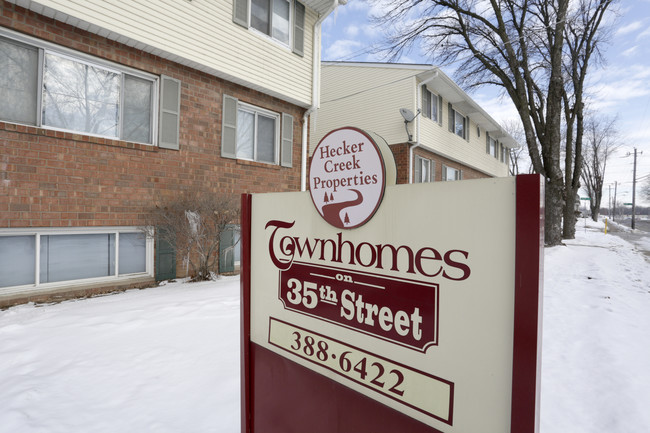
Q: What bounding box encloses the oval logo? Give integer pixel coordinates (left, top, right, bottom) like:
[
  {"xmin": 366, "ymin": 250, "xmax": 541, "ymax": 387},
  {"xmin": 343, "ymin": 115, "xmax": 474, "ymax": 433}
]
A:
[{"xmin": 309, "ymin": 127, "xmax": 386, "ymax": 229}]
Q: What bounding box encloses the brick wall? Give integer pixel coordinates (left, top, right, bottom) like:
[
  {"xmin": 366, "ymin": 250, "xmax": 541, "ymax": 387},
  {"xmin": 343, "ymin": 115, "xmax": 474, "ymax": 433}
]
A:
[{"xmin": 0, "ymin": 1, "xmax": 305, "ymax": 231}]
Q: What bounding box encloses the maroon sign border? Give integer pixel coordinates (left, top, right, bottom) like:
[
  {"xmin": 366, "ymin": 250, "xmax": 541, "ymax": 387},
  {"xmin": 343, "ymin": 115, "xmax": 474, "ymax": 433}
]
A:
[
  {"xmin": 241, "ymin": 173, "xmax": 544, "ymax": 433},
  {"xmin": 309, "ymin": 126, "xmax": 387, "ymax": 230}
]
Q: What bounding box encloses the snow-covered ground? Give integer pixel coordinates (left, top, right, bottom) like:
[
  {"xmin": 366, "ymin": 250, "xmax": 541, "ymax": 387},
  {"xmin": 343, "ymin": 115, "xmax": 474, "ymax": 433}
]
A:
[{"xmin": 0, "ymin": 219, "xmax": 648, "ymax": 433}]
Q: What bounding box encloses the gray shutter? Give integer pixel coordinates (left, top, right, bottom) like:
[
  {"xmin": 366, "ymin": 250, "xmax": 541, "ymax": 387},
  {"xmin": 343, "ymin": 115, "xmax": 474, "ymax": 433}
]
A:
[
  {"xmin": 414, "ymin": 156, "xmax": 421, "ymax": 183},
  {"xmin": 159, "ymin": 76, "xmax": 181, "ymax": 150},
  {"xmin": 233, "ymin": 0, "xmax": 249, "ymax": 28},
  {"xmin": 222, "ymin": 95, "xmax": 238, "ymax": 159},
  {"xmin": 457, "ymin": 169, "xmax": 463, "ymax": 181},
  {"xmin": 293, "ymin": 1, "xmax": 305, "ymax": 56},
  {"xmin": 486, "ymin": 131, "xmax": 491, "ymax": 153},
  {"xmin": 430, "ymin": 160, "xmax": 435, "ymax": 181},
  {"xmin": 465, "ymin": 116, "xmax": 470, "ymax": 141},
  {"xmin": 281, "ymin": 113, "xmax": 293, "ymax": 167},
  {"xmin": 422, "ymin": 87, "xmax": 431, "ymax": 119},
  {"xmin": 448, "ymin": 103, "xmax": 454, "ymax": 132}
]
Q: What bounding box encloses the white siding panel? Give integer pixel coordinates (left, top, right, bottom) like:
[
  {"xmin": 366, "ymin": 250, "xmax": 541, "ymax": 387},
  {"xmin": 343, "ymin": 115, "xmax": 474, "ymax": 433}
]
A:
[
  {"xmin": 312, "ymin": 65, "xmax": 420, "ymax": 154},
  {"xmin": 419, "ymin": 102, "xmax": 509, "ymax": 176},
  {"xmin": 314, "ymin": 63, "xmax": 511, "ymax": 178},
  {"xmin": 21, "ymin": 0, "xmax": 316, "ymax": 106}
]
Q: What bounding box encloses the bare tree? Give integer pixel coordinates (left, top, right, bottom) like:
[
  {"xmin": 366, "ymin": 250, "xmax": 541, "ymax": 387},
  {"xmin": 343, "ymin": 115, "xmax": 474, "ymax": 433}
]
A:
[
  {"xmin": 371, "ymin": 0, "xmax": 616, "ymax": 245},
  {"xmin": 141, "ymin": 192, "xmax": 240, "ymax": 281},
  {"xmin": 561, "ymin": 0, "xmax": 615, "ymax": 237},
  {"xmin": 502, "ymin": 119, "xmax": 532, "ymax": 175},
  {"xmin": 580, "ymin": 114, "xmax": 619, "ymax": 222}
]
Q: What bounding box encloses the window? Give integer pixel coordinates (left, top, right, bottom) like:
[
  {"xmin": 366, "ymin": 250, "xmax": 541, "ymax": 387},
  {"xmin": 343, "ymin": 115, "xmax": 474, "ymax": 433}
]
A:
[
  {"xmin": 448, "ymin": 103, "xmax": 467, "ymax": 140},
  {"xmin": 233, "ymin": 0, "xmax": 305, "ymax": 55},
  {"xmin": 501, "ymin": 144, "xmax": 508, "ymax": 163},
  {"xmin": 422, "ymin": 87, "xmax": 441, "ymax": 124},
  {"xmin": 0, "ymin": 32, "xmax": 168, "ymax": 147},
  {"xmin": 237, "ymin": 103, "xmax": 279, "ymax": 164},
  {"xmin": 414, "ymin": 156, "xmax": 434, "ymax": 183},
  {"xmin": 222, "ymin": 95, "xmax": 293, "ymax": 166},
  {"xmin": 443, "ymin": 165, "xmax": 462, "ymax": 181},
  {"xmin": 0, "ymin": 228, "xmax": 152, "ymax": 290},
  {"xmin": 487, "ymin": 133, "xmax": 498, "ymax": 158}
]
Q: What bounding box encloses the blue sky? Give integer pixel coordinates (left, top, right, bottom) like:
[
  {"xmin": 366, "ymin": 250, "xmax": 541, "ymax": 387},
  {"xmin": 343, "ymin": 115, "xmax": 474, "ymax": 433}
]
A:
[{"xmin": 321, "ymin": 0, "xmax": 650, "ymax": 207}]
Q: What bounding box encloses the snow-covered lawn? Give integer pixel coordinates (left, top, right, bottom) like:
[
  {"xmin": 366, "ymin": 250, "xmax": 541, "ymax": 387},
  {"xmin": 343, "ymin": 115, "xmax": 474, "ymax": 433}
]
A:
[{"xmin": 1, "ymin": 219, "xmax": 648, "ymax": 433}]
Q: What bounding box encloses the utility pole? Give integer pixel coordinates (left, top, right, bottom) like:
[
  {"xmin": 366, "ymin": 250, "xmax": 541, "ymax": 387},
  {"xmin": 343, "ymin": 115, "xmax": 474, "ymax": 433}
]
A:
[
  {"xmin": 624, "ymin": 148, "xmax": 643, "ymax": 230},
  {"xmin": 608, "ymin": 184, "xmax": 611, "ymax": 218},
  {"xmin": 631, "ymin": 148, "xmax": 638, "ymax": 230},
  {"xmin": 613, "ymin": 181, "xmax": 617, "ymax": 221}
]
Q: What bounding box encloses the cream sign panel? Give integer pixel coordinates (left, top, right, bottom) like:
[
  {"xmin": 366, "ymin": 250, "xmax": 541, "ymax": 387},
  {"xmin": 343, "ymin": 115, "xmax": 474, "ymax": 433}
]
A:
[{"xmin": 249, "ymin": 176, "xmax": 520, "ymax": 433}]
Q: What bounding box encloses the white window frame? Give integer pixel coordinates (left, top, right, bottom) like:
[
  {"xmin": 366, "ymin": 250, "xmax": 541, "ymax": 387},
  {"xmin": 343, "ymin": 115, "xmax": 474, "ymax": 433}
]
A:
[
  {"xmin": 422, "ymin": 87, "xmax": 441, "ymax": 124},
  {"xmin": 414, "ymin": 155, "xmax": 435, "ymax": 183},
  {"xmin": 249, "ymin": 0, "xmax": 294, "ymax": 49},
  {"xmin": 454, "ymin": 110, "xmax": 466, "ymax": 139},
  {"xmin": 0, "ymin": 29, "xmax": 159, "ymax": 145},
  {"xmin": 442, "ymin": 165, "xmax": 462, "ymax": 181},
  {"xmin": 489, "ymin": 135, "xmax": 498, "ymax": 158},
  {"xmin": 237, "ymin": 101, "xmax": 281, "ymax": 164},
  {"xmin": 0, "ymin": 227, "xmax": 154, "ymax": 295}
]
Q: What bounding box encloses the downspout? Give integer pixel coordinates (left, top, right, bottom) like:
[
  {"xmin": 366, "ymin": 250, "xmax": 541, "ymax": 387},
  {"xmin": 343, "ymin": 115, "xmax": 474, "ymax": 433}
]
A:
[
  {"xmin": 302, "ymin": 0, "xmax": 341, "ymax": 191},
  {"xmin": 409, "ymin": 71, "xmax": 438, "ymax": 183}
]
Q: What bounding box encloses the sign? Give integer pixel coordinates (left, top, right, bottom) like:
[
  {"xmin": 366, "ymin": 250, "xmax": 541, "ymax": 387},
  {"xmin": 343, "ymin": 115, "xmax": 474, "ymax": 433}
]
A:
[
  {"xmin": 309, "ymin": 127, "xmax": 386, "ymax": 229},
  {"xmin": 580, "ymin": 197, "xmax": 591, "ymax": 200},
  {"xmin": 241, "ymin": 167, "xmax": 544, "ymax": 432}
]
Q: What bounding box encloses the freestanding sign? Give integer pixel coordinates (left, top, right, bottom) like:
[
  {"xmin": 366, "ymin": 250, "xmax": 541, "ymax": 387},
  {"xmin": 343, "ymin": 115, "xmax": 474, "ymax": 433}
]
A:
[{"xmin": 241, "ymin": 128, "xmax": 544, "ymax": 433}]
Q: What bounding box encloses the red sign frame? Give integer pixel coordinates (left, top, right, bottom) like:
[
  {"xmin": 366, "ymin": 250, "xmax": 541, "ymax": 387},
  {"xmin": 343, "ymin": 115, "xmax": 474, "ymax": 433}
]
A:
[{"xmin": 240, "ymin": 174, "xmax": 544, "ymax": 433}]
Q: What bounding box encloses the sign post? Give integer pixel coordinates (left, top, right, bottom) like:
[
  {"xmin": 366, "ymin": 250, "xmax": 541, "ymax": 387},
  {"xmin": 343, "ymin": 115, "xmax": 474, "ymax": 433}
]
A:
[{"xmin": 241, "ymin": 128, "xmax": 544, "ymax": 433}]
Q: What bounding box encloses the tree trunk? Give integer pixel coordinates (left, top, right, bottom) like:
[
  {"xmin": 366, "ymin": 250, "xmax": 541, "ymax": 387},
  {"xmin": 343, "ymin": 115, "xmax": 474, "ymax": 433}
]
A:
[{"xmin": 545, "ymin": 177, "xmax": 565, "ymax": 246}]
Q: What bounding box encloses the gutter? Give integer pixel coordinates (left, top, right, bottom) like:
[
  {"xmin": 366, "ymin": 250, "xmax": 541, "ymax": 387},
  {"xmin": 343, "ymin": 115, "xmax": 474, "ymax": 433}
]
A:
[
  {"xmin": 409, "ymin": 71, "xmax": 438, "ymax": 183},
  {"xmin": 302, "ymin": 0, "xmax": 343, "ymax": 191}
]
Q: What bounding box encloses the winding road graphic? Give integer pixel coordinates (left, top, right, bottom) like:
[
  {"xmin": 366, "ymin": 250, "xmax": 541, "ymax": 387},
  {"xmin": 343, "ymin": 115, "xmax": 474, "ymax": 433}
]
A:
[{"xmin": 321, "ymin": 189, "xmax": 363, "ymax": 227}]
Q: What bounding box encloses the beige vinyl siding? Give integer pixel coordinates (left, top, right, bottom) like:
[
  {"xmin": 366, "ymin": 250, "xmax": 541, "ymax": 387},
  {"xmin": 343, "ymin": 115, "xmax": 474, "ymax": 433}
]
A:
[
  {"xmin": 17, "ymin": 0, "xmax": 316, "ymax": 106},
  {"xmin": 312, "ymin": 65, "xmax": 419, "ymax": 154},
  {"xmin": 419, "ymin": 102, "xmax": 509, "ymax": 177}
]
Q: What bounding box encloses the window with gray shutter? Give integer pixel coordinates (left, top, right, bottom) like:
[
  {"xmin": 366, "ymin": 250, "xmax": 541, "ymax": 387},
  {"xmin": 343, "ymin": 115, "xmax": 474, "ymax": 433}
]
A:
[
  {"xmin": 233, "ymin": 0, "xmax": 249, "ymax": 27},
  {"xmin": 422, "ymin": 87, "xmax": 431, "ymax": 119},
  {"xmin": 293, "ymin": 1, "xmax": 305, "ymax": 56},
  {"xmin": 159, "ymin": 76, "xmax": 181, "ymax": 150},
  {"xmin": 222, "ymin": 95, "xmax": 238, "ymax": 159},
  {"xmin": 281, "ymin": 113, "xmax": 293, "ymax": 167}
]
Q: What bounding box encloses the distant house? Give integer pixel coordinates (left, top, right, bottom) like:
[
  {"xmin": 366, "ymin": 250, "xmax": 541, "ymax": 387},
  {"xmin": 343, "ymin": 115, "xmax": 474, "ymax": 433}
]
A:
[
  {"xmin": 311, "ymin": 62, "xmax": 516, "ymax": 184},
  {"xmin": 0, "ymin": 0, "xmax": 345, "ymax": 306}
]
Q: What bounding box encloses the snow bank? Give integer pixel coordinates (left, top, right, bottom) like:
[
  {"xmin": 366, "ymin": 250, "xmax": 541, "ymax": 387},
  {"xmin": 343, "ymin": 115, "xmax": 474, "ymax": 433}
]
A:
[{"xmin": 1, "ymin": 222, "xmax": 649, "ymax": 432}]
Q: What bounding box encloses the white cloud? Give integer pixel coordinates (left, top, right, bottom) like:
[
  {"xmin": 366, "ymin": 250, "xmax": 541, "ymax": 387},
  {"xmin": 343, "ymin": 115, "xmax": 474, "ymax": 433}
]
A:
[
  {"xmin": 345, "ymin": 25, "xmax": 359, "ymax": 37},
  {"xmin": 323, "ymin": 39, "xmax": 365, "ymax": 61},
  {"xmin": 615, "ymin": 20, "xmax": 643, "ymax": 36},
  {"xmin": 622, "ymin": 46, "xmax": 638, "ymax": 57}
]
